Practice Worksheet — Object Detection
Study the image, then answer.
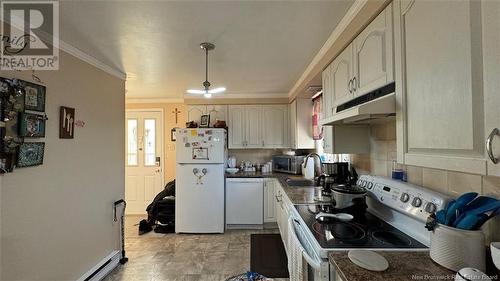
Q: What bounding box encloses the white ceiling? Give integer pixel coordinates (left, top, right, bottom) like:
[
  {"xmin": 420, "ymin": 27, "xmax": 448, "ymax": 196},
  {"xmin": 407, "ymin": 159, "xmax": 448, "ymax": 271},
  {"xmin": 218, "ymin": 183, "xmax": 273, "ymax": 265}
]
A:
[{"xmin": 59, "ymin": 1, "xmax": 353, "ymax": 99}]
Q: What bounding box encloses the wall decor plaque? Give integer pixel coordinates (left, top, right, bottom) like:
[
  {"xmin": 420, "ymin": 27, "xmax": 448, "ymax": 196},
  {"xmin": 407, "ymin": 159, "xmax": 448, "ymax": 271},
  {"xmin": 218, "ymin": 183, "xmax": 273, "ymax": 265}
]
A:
[
  {"xmin": 17, "ymin": 142, "xmax": 45, "ymax": 167},
  {"xmin": 59, "ymin": 106, "xmax": 75, "ymax": 139}
]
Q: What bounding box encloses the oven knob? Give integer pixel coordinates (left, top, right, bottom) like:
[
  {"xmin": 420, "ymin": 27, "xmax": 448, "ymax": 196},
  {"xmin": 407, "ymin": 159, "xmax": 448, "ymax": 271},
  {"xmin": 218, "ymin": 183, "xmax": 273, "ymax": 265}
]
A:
[
  {"xmin": 425, "ymin": 202, "xmax": 437, "ymax": 213},
  {"xmin": 412, "ymin": 197, "xmax": 422, "ymax": 207},
  {"xmin": 400, "ymin": 193, "xmax": 410, "ymax": 203},
  {"xmin": 367, "ymin": 182, "xmax": 374, "ymax": 189}
]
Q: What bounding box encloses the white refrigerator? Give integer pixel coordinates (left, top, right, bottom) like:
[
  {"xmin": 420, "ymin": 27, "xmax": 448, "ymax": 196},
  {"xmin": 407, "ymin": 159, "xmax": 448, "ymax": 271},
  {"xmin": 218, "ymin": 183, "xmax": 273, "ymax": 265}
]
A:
[{"xmin": 175, "ymin": 128, "xmax": 226, "ymax": 233}]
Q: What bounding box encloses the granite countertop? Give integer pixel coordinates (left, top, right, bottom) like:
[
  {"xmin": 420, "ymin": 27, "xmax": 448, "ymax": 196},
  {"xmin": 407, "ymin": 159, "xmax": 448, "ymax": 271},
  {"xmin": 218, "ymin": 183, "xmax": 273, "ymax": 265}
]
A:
[
  {"xmin": 329, "ymin": 251, "xmax": 455, "ymax": 281},
  {"xmin": 225, "ymin": 171, "xmax": 323, "ymax": 205}
]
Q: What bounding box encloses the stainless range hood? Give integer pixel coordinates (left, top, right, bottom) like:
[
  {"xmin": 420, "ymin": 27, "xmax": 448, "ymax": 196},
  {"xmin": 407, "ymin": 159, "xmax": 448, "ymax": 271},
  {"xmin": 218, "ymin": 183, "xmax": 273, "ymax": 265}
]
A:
[{"xmin": 320, "ymin": 83, "xmax": 396, "ymax": 125}]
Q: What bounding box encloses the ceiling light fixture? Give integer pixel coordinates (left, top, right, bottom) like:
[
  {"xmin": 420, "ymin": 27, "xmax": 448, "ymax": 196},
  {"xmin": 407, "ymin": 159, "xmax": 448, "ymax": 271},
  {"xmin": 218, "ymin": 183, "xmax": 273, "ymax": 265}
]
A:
[{"xmin": 186, "ymin": 42, "xmax": 226, "ymax": 98}]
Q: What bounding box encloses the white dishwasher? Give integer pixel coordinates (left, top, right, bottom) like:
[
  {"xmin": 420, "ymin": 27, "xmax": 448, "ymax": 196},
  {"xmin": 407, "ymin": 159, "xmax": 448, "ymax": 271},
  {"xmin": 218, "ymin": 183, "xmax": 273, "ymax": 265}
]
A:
[{"xmin": 226, "ymin": 178, "xmax": 264, "ymax": 228}]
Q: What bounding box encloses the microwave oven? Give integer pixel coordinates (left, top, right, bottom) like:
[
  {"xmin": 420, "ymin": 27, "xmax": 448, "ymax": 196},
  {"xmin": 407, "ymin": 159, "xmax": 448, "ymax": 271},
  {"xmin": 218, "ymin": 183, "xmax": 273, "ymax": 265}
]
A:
[{"xmin": 272, "ymin": 155, "xmax": 305, "ymax": 175}]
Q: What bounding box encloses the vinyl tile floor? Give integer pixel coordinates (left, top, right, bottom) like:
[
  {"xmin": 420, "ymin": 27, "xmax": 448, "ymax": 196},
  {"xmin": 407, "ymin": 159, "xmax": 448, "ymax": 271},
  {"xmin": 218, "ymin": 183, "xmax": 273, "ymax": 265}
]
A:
[{"xmin": 104, "ymin": 215, "xmax": 289, "ymax": 281}]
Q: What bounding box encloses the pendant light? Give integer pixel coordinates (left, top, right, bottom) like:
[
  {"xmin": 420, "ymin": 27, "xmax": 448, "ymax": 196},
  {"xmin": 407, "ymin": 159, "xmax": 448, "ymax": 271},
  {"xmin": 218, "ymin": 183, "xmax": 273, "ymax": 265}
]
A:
[{"xmin": 186, "ymin": 42, "xmax": 225, "ymax": 98}]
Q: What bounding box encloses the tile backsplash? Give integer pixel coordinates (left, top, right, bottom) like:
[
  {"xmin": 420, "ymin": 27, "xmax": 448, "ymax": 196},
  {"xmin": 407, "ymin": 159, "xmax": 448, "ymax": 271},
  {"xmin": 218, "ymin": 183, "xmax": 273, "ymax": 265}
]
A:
[
  {"xmin": 228, "ymin": 149, "xmax": 280, "ymax": 165},
  {"xmin": 350, "ymin": 121, "xmax": 500, "ymax": 242}
]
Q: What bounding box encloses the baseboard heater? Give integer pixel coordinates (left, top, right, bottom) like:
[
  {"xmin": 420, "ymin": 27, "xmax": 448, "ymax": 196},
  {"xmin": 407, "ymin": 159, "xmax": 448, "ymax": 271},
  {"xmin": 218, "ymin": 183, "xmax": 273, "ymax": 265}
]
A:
[{"xmin": 77, "ymin": 251, "xmax": 120, "ymax": 281}]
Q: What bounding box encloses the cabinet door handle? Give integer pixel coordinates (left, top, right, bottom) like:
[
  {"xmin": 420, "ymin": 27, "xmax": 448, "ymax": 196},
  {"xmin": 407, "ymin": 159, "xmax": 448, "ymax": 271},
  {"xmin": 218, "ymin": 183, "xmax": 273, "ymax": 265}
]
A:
[
  {"xmin": 486, "ymin": 128, "xmax": 499, "ymax": 164},
  {"xmin": 262, "ymin": 140, "xmax": 265, "ymax": 147},
  {"xmin": 348, "ymin": 79, "xmax": 353, "ymax": 93},
  {"xmin": 352, "ymin": 77, "xmax": 357, "ymax": 91}
]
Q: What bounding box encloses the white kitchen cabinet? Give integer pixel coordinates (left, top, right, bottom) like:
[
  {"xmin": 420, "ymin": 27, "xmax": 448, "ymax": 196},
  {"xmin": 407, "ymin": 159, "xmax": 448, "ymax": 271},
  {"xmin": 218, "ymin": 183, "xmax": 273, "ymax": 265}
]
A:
[
  {"xmin": 275, "ymin": 182, "xmax": 290, "ymax": 252},
  {"xmin": 322, "ymin": 63, "xmax": 334, "ymax": 119},
  {"xmin": 322, "ymin": 125, "xmax": 370, "ymax": 154},
  {"xmin": 483, "ymin": 1, "xmax": 500, "ymax": 177},
  {"xmin": 186, "ymin": 105, "xmax": 206, "ymax": 124},
  {"xmin": 394, "ymin": 0, "xmax": 492, "ymax": 175},
  {"xmin": 322, "ymin": 126, "xmax": 333, "ymax": 154},
  {"xmin": 320, "ymin": 3, "xmax": 394, "ymax": 115},
  {"xmin": 262, "ymin": 105, "xmax": 288, "ymax": 148},
  {"xmin": 186, "ymin": 105, "xmax": 227, "ymax": 127},
  {"xmin": 331, "ymin": 45, "xmax": 355, "ymax": 108},
  {"xmin": 228, "ymin": 105, "xmax": 288, "ymax": 149},
  {"xmin": 289, "ymin": 99, "xmax": 314, "ymax": 149},
  {"xmin": 353, "ymin": 3, "xmax": 393, "ymax": 97},
  {"xmin": 228, "ymin": 105, "xmax": 246, "ymax": 148},
  {"xmin": 263, "ymin": 179, "xmax": 277, "ymax": 223},
  {"xmin": 244, "ymin": 106, "xmax": 262, "ymax": 148},
  {"xmin": 226, "ymin": 178, "xmax": 264, "ymax": 227}
]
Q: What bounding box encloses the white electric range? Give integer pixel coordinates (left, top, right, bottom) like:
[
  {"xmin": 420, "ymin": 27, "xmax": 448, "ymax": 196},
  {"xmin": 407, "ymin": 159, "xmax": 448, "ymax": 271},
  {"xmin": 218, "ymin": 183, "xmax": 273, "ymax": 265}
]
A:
[{"xmin": 288, "ymin": 175, "xmax": 452, "ymax": 281}]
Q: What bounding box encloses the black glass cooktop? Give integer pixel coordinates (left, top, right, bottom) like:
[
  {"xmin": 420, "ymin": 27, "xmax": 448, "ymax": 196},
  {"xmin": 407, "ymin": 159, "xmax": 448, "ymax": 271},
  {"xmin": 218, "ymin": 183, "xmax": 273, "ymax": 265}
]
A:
[{"xmin": 294, "ymin": 204, "xmax": 427, "ymax": 249}]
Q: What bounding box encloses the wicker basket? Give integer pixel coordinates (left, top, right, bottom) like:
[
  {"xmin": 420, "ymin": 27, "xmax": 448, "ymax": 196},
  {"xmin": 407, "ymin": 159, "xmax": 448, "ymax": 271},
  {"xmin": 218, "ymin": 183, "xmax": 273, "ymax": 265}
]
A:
[{"xmin": 430, "ymin": 223, "xmax": 485, "ymax": 272}]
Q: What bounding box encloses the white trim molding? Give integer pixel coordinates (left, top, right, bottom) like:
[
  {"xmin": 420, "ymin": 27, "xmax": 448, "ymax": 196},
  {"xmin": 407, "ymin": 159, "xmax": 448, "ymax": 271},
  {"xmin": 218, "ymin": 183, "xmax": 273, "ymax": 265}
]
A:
[
  {"xmin": 76, "ymin": 250, "xmax": 120, "ymax": 281},
  {"xmin": 59, "ymin": 41, "xmax": 126, "ymax": 80},
  {"xmin": 126, "ymin": 98, "xmax": 185, "ymax": 104},
  {"xmin": 5, "ymin": 12, "xmax": 126, "ymax": 80},
  {"xmin": 184, "ymin": 92, "xmax": 288, "ymax": 99}
]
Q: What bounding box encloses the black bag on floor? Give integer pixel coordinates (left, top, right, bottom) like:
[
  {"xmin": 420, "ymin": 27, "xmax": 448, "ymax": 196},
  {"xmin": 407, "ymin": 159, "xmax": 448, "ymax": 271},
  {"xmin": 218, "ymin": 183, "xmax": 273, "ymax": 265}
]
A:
[{"xmin": 138, "ymin": 180, "xmax": 176, "ymax": 235}]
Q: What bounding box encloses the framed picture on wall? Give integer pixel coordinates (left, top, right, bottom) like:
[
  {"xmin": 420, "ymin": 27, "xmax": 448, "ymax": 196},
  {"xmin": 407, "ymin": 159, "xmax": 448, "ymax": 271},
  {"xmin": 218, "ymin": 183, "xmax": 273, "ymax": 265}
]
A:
[
  {"xmin": 21, "ymin": 80, "xmax": 46, "ymax": 112},
  {"xmin": 19, "ymin": 112, "xmax": 46, "ymax": 138},
  {"xmin": 171, "ymin": 127, "xmax": 179, "ymax": 141},
  {"xmin": 200, "ymin": 115, "xmax": 210, "ymax": 128},
  {"xmin": 17, "ymin": 142, "xmax": 45, "ymax": 167}
]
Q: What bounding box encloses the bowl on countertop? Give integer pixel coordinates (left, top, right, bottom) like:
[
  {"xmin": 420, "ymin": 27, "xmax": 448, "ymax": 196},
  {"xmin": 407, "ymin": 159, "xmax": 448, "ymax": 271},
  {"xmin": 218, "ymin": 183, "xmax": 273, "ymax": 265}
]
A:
[
  {"xmin": 226, "ymin": 168, "xmax": 239, "ymax": 174},
  {"xmin": 491, "ymin": 242, "xmax": 500, "ymax": 270}
]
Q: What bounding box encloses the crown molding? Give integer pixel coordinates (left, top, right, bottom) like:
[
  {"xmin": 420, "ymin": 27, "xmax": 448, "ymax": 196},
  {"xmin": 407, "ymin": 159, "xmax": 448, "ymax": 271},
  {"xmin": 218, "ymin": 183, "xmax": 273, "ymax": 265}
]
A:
[
  {"xmin": 184, "ymin": 92, "xmax": 288, "ymax": 99},
  {"xmin": 4, "ymin": 14, "xmax": 126, "ymax": 80},
  {"xmin": 58, "ymin": 41, "xmax": 127, "ymax": 80},
  {"xmin": 126, "ymin": 98, "xmax": 185, "ymax": 104}
]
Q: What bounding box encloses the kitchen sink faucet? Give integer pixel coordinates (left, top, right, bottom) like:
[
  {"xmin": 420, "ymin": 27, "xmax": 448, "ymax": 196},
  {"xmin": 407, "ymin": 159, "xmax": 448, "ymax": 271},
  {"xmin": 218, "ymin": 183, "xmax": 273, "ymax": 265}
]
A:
[{"xmin": 304, "ymin": 153, "xmax": 322, "ymax": 179}]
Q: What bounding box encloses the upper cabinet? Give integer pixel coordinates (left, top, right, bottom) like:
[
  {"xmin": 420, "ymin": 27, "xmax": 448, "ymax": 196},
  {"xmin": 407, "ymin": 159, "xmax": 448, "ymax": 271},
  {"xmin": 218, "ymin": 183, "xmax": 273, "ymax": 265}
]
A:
[
  {"xmin": 482, "ymin": 1, "xmax": 500, "ymax": 177},
  {"xmin": 394, "ymin": 0, "xmax": 500, "ymax": 175},
  {"xmin": 186, "ymin": 105, "xmax": 228, "ymax": 127},
  {"xmin": 322, "ymin": 3, "xmax": 394, "ymax": 118},
  {"xmin": 262, "ymin": 105, "xmax": 288, "ymax": 148},
  {"xmin": 289, "ymin": 99, "xmax": 315, "ymax": 149},
  {"xmin": 353, "ymin": 4, "xmax": 394, "ymax": 97},
  {"xmin": 228, "ymin": 105, "xmax": 288, "ymax": 149},
  {"xmin": 331, "ymin": 45, "xmax": 355, "ymax": 108}
]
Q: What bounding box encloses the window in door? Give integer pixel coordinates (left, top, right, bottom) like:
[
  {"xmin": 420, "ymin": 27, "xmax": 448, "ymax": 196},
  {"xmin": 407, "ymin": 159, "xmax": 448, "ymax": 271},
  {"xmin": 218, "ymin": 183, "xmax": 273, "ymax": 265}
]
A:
[{"xmin": 127, "ymin": 119, "xmax": 138, "ymax": 166}]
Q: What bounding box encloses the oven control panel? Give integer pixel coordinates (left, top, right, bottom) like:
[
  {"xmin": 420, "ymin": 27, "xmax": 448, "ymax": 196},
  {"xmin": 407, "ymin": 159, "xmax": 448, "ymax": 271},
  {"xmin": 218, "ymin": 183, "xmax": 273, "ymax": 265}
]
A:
[{"xmin": 357, "ymin": 175, "xmax": 452, "ymax": 222}]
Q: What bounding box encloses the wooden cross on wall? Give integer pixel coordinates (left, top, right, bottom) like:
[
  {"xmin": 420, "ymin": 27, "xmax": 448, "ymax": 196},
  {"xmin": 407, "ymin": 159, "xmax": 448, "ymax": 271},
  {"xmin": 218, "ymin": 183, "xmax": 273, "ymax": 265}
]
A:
[{"xmin": 172, "ymin": 107, "xmax": 181, "ymax": 124}]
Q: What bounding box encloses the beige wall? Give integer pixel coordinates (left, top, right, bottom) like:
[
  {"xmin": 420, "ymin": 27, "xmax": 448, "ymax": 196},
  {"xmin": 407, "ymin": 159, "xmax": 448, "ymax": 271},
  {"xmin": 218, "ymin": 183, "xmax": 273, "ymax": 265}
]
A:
[
  {"xmin": 126, "ymin": 103, "xmax": 187, "ymax": 182},
  {"xmin": 0, "ymin": 51, "xmax": 125, "ymax": 280},
  {"xmin": 351, "ymin": 121, "xmax": 500, "ymax": 243}
]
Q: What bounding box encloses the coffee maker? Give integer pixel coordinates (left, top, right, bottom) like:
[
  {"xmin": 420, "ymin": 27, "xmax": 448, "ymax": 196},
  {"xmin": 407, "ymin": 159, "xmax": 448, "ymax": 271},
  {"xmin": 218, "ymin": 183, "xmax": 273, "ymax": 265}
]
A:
[{"xmin": 315, "ymin": 162, "xmax": 352, "ymax": 189}]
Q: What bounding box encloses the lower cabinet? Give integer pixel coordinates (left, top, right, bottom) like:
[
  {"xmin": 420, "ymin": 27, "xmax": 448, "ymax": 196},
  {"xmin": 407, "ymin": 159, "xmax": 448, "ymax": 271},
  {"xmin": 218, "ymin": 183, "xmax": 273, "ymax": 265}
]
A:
[
  {"xmin": 263, "ymin": 179, "xmax": 277, "ymax": 222},
  {"xmin": 226, "ymin": 178, "xmax": 264, "ymax": 226},
  {"xmin": 275, "ymin": 182, "xmax": 290, "ymax": 252}
]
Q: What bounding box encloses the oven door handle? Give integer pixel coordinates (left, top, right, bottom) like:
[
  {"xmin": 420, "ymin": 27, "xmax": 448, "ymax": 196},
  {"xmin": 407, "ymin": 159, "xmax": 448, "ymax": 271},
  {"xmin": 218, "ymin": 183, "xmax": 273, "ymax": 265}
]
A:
[{"xmin": 288, "ymin": 217, "xmax": 322, "ymax": 270}]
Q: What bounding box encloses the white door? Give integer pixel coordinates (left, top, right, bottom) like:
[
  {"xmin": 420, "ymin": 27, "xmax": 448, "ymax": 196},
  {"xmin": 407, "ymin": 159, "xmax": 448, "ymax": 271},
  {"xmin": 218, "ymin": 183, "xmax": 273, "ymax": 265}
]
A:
[
  {"xmin": 125, "ymin": 111, "xmax": 164, "ymax": 214},
  {"xmin": 262, "ymin": 105, "xmax": 287, "ymax": 148},
  {"xmin": 264, "ymin": 179, "xmax": 277, "ymax": 223},
  {"xmin": 353, "ymin": 3, "xmax": 393, "ymax": 96},
  {"xmin": 332, "ymin": 45, "xmax": 354, "ymax": 107},
  {"xmin": 245, "ymin": 106, "xmax": 263, "ymax": 148},
  {"xmin": 394, "ymin": 0, "xmax": 486, "ymax": 174},
  {"xmin": 228, "ymin": 105, "xmax": 246, "ymax": 148},
  {"xmin": 322, "ymin": 64, "xmax": 334, "ymax": 119},
  {"xmin": 483, "ymin": 0, "xmax": 500, "ymax": 177}
]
